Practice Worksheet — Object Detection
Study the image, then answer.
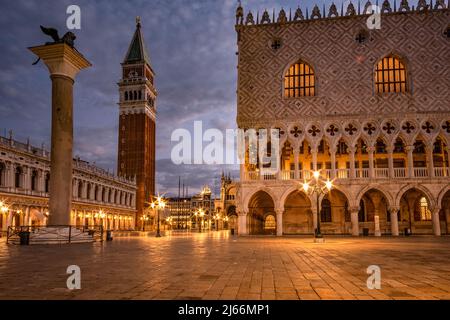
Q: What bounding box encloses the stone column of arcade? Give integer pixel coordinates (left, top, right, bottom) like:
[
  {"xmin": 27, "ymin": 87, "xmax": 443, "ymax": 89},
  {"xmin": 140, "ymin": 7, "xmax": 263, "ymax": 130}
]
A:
[{"xmin": 29, "ymin": 43, "xmax": 91, "ymax": 226}]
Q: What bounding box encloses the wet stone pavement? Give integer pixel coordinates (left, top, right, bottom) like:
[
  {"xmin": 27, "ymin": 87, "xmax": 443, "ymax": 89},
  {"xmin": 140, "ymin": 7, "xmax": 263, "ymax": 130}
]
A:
[{"xmin": 0, "ymin": 231, "xmax": 450, "ymax": 300}]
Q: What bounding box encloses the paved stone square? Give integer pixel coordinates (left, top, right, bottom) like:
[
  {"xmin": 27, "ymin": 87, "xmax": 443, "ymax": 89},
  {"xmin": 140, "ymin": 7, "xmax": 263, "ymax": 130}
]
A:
[{"xmin": 0, "ymin": 232, "xmax": 450, "ymax": 300}]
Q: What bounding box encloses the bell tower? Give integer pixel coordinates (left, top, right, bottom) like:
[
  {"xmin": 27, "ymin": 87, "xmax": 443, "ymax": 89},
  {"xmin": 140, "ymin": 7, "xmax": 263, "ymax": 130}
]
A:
[{"xmin": 117, "ymin": 17, "xmax": 156, "ymax": 229}]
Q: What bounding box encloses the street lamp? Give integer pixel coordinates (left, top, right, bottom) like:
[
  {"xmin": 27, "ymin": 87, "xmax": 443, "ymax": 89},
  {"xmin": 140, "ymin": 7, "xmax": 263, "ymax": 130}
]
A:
[
  {"xmin": 148, "ymin": 196, "xmax": 166, "ymax": 237},
  {"xmin": 301, "ymin": 170, "xmax": 333, "ymax": 241},
  {"xmin": 195, "ymin": 208, "xmax": 205, "ymax": 232}
]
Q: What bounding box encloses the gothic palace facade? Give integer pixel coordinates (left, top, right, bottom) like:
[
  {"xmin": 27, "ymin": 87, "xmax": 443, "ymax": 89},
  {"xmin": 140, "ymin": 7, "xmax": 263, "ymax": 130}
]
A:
[
  {"xmin": 0, "ymin": 135, "xmax": 136, "ymax": 235},
  {"xmin": 234, "ymin": 1, "xmax": 450, "ymax": 236}
]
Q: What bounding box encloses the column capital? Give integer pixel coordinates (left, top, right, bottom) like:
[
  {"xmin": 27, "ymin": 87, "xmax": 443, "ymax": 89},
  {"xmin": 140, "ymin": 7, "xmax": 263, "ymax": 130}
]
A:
[
  {"xmin": 367, "ymin": 146, "xmax": 376, "ymax": 153},
  {"xmin": 388, "ymin": 206, "xmax": 400, "ymax": 214},
  {"xmin": 432, "ymin": 206, "xmax": 441, "ymax": 214},
  {"xmin": 405, "ymin": 145, "xmax": 414, "ymax": 152},
  {"xmin": 275, "ymin": 208, "xmax": 284, "ymax": 215},
  {"xmin": 348, "ymin": 145, "xmax": 357, "ymax": 154},
  {"xmin": 385, "ymin": 145, "xmax": 394, "ymax": 154},
  {"xmin": 349, "ymin": 206, "xmax": 360, "ymax": 214},
  {"xmin": 29, "ymin": 43, "xmax": 91, "ymax": 80},
  {"xmin": 238, "ymin": 210, "xmax": 248, "ymax": 216}
]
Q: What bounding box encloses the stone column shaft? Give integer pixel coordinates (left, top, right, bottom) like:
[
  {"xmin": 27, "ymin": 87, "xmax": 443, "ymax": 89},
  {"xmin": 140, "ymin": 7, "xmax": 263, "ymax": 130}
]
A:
[
  {"xmin": 368, "ymin": 146, "xmax": 375, "ymax": 178},
  {"xmin": 29, "ymin": 43, "xmax": 91, "ymax": 226},
  {"xmin": 49, "ymin": 74, "xmax": 74, "ymax": 225},
  {"xmin": 351, "ymin": 209, "xmax": 359, "ymax": 236},
  {"xmin": 406, "ymin": 145, "xmax": 414, "ymax": 178},
  {"xmin": 427, "ymin": 146, "xmax": 434, "ymax": 178},
  {"xmin": 349, "ymin": 146, "xmax": 356, "ymax": 178},
  {"xmin": 311, "ymin": 147, "xmax": 318, "ymax": 172},
  {"xmin": 433, "ymin": 208, "xmax": 441, "ymax": 236},
  {"xmin": 390, "ymin": 209, "xmax": 399, "ymax": 236},
  {"xmin": 238, "ymin": 212, "xmax": 248, "ymax": 235},
  {"xmin": 387, "ymin": 147, "xmax": 394, "ymax": 178},
  {"xmin": 294, "ymin": 150, "xmax": 299, "ymax": 179},
  {"xmin": 330, "ymin": 147, "xmax": 336, "ymax": 179},
  {"xmin": 276, "ymin": 210, "xmax": 283, "ymax": 236}
]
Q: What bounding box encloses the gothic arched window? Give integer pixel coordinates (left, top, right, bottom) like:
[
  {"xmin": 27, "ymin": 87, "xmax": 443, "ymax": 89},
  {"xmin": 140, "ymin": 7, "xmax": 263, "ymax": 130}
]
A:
[
  {"xmin": 284, "ymin": 60, "xmax": 315, "ymax": 97},
  {"xmin": 264, "ymin": 215, "xmax": 276, "ymax": 230},
  {"xmin": 375, "ymin": 55, "xmax": 408, "ymax": 93},
  {"xmin": 124, "ymin": 91, "xmax": 128, "ymax": 101},
  {"xmin": 419, "ymin": 197, "xmax": 432, "ymax": 221}
]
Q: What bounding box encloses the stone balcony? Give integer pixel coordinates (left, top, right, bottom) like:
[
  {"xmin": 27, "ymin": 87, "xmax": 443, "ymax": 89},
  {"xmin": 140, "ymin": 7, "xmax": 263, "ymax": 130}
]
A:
[{"xmin": 242, "ymin": 167, "xmax": 450, "ymax": 182}]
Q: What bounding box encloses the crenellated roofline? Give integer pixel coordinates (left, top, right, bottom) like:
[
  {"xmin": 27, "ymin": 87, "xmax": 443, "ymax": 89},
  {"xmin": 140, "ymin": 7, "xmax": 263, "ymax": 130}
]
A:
[{"xmin": 235, "ymin": 0, "xmax": 449, "ymax": 29}]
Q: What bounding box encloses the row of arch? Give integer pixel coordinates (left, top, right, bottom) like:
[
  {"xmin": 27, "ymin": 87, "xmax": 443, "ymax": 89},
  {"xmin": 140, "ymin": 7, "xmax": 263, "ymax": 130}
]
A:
[
  {"xmin": 239, "ymin": 184, "xmax": 450, "ymax": 235},
  {"xmin": 124, "ymin": 90, "xmax": 142, "ymax": 101},
  {"xmin": 285, "ymin": 55, "xmax": 412, "ymax": 97},
  {"xmin": 0, "ymin": 162, "xmax": 134, "ymax": 208},
  {"xmin": 0, "ymin": 162, "xmax": 50, "ymax": 192},
  {"xmin": 74, "ymin": 179, "xmax": 134, "ymax": 207}
]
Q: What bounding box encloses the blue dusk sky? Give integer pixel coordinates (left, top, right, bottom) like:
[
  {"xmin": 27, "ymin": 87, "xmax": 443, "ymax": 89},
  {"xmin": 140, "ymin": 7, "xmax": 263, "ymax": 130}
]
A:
[{"xmin": 0, "ymin": 0, "xmax": 335, "ymax": 195}]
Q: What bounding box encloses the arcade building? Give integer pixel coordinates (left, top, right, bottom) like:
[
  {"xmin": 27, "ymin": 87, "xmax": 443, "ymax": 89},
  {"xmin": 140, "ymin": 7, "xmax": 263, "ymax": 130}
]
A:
[{"xmin": 234, "ymin": 1, "xmax": 450, "ymax": 236}]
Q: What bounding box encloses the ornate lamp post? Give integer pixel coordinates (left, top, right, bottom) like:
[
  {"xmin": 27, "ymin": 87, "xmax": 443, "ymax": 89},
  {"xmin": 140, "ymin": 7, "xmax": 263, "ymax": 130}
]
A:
[
  {"xmin": 301, "ymin": 170, "xmax": 333, "ymax": 241},
  {"xmin": 149, "ymin": 196, "xmax": 166, "ymax": 237}
]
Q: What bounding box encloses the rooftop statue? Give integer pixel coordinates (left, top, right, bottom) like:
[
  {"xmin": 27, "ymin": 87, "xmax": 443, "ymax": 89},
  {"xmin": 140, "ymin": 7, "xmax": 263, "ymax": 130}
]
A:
[{"xmin": 32, "ymin": 26, "xmax": 77, "ymax": 65}]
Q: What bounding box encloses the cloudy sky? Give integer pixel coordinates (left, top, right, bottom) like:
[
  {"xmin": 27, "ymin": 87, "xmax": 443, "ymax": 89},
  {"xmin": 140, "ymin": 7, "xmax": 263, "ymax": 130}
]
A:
[{"xmin": 0, "ymin": 0, "xmax": 326, "ymax": 196}]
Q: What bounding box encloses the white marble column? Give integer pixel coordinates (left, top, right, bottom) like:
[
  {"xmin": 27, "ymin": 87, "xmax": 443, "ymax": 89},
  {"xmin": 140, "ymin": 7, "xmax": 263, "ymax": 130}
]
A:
[
  {"xmin": 432, "ymin": 207, "xmax": 441, "ymax": 236},
  {"xmin": 350, "ymin": 207, "xmax": 359, "ymax": 236},
  {"xmin": 367, "ymin": 146, "xmax": 375, "ymax": 178},
  {"xmin": 311, "ymin": 147, "xmax": 318, "ymax": 172},
  {"xmin": 72, "ymin": 179, "xmax": 78, "ymax": 198},
  {"xmin": 389, "ymin": 207, "xmax": 399, "ymax": 236},
  {"xmin": 406, "ymin": 145, "xmax": 414, "ymax": 178},
  {"xmin": 37, "ymin": 169, "xmax": 44, "ymax": 193},
  {"xmin": 276, "ymin": 209, "xmax": 283, "ymax": 236},
  {"xmin": 294, "ymin": 149, "xmax": 300, "ymax": 179},
  {"xmin": 330, "ymin": 146, "xmax": 337, "ymax": 179},
  {"xmin": 4, "ymin": 163, "xmax": 13, "ymax": 190},
  {"xmin": 348, "ymin": 146, "xmax": 356, "ymax": 178},
  {"xmin": 426, "ymin": 145, "xmax": 435, "ymax": 178},
  {"xmin": 387, "ymin": 146, "xmax": 394, "ymax": 179}
]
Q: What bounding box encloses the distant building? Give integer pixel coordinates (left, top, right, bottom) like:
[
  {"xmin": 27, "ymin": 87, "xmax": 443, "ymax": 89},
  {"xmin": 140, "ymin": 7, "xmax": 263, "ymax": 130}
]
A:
[
  {"xmin": 166, "ymin": 185, "xmax": 217, "ymax": 230},
  {"xmin": 214, "ymin": 173, "xmax": 238, "ymax": 231},
  {"xmin": 0, "ymin": 134, "xmax": 136, "ymax": 235}
]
